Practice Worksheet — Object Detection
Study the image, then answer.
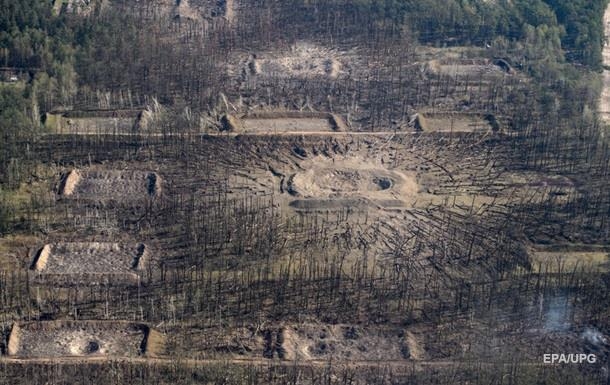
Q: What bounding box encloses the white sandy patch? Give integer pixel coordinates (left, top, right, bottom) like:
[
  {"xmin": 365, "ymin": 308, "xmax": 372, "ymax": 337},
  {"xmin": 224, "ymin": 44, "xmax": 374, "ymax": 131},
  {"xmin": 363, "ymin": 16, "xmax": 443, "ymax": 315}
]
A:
[{"xmin": 289, "ymin": 155, "xmax": 418, "ymax": 203}]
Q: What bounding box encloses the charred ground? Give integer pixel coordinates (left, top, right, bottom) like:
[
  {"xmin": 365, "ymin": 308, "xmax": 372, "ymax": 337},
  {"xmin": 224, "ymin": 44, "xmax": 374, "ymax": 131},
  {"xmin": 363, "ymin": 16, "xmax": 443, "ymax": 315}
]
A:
[{"xmin": 0, "ymin": 1, "xmax": 609, "ymax": 384}]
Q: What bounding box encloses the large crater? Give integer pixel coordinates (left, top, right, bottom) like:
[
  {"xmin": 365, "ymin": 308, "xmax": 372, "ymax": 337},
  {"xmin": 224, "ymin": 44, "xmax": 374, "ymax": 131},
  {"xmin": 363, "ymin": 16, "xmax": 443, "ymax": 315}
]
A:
[{"xmin": 288, "ymin": 156, "xmax": 418, "ymax": 201}]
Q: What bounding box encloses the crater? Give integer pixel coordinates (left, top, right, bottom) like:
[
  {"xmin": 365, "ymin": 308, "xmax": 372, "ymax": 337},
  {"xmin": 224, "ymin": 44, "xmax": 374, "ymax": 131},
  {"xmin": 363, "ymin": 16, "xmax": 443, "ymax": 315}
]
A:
[
  {"xmin": 286, "ymin": 156, "xmax": 418, "ymax": 203},
  {"xmin": 374, "ymin": 177, "xmax": 393, "ymax": 190},
  {"xmin": 85, "ymin": 340, "xmax": 100, "ymax": 354}
]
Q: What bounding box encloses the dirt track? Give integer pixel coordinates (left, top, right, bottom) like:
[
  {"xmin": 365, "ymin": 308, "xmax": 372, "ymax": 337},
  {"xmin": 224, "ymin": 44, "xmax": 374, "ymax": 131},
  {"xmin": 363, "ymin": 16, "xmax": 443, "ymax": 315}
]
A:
[
  {"xmin": 0, "ymin": 356, "xmax": 554, "ymax": 371},
  {"xmin": 42, "ymin": 130, "xmax": 500, "ymax": 138}
]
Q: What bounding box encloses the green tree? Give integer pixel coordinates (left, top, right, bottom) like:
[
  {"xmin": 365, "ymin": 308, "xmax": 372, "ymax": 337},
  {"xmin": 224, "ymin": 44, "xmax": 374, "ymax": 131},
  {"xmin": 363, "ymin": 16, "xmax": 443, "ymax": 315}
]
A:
[{"xmin": 0, "ymin": 86, "xmax": 33, "ymax": 188}]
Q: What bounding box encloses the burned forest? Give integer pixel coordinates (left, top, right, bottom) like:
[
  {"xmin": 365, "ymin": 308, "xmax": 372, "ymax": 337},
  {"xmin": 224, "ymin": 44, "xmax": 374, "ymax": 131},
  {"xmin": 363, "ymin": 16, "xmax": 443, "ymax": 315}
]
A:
[{"xmin": 0, "ymin": 0, "xmax": 609, "ymax": 384}]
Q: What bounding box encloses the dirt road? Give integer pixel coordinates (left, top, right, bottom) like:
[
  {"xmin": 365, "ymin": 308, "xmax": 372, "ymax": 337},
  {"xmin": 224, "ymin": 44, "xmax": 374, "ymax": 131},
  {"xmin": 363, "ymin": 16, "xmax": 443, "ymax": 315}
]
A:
[
  {"xmin": 600, "ymin": 4, "xmax": 610, "ymax": 122},
  {"xmin": 0, "ymin": 356, "xmax": 552, "ymax": 372}
]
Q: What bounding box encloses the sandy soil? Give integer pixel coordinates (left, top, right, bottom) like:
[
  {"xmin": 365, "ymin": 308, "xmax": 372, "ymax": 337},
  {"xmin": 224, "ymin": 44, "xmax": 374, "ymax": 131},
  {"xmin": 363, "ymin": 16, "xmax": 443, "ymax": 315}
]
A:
[
  {"xmin": 5, "ymin": 321, "xmax": 607, "ymax": 367},
  {"xmin": 281, "ymin": 324, "xmax": 422, "ymax": 361},
  {"xmin": 240, "ymin": 135, "xmax": 548, "ymax": 215},
  {"xmin": 230, "ymin": 42, "xmax": 353, "ymax": 80},
  {"xmin": 111, "ymin": 0, "xmax": 232, "ymax": 21},
  {"xmin": 31, "ymin": 242, "xmax": 147, "ymax": 274},
  {"xmin": 224, "ymin": 0, "xmax": 235, "ymax": 22},
  {"xmin": 242, "ymin": 118, "xmax": 333, "ymax": 133},
  {"xmin": 495, "ymin": 172, "xmax": 578, "ymax": 204},
  {"xmin": 56, "ymin": 0, "xmax": 102, "ymax": 16},
  {"xmin": 172, "ymin": 323, "xmax": 423, "ymax": 362},
  {"xmin": 59, "ymin": 169, "xmax": 161, "ymax": 201},
  {"xmin": 55, "ymin": 116, "xmax": 137, "ymax": 134},
  {"xmin": 600, "ymin": 5, "xmax": 610, "ymax": 122},
  {"xmin": 528, "ymin": 244, "xmax": 610, "ymax": 273},
  {"xmin": 250, "ymin": 42, "xmax": 343, "ymax": 79},
  {"xmin": 427, "ymin": 59, "xmax": 503, "ymax": 78},
  {"xmin": 530, "ymin": 251, "xmax": 610, "ymax": 273},
  {"xmin": 9, "ymin": 322, "xmax": 148, "ymax": 358},
  {"xmin": 419, "ymin": 113, "xmax": 493, "ymax": 133},
  {"xmin": 287, "ymin": 155, "xmax": 419, "ymax": 206}
]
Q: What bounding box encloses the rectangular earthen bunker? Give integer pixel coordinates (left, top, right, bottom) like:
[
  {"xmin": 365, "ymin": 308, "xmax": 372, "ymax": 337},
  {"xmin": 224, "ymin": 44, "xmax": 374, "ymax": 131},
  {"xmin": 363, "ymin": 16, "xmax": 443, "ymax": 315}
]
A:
[
  {"xmin": 59, "ymin": 169, "xmax": 162, "ymax": 201},
  {"xmin": 415, "ymin": 113, "xmax": 497, "ymax": 134},
  {"xmin": 222, "ymin": 111, "xmax": 348, "ymax": 134},
  {"xmin": 528, "ymin": 244, "xmax": 610, "ymax": 274},
  {"xmin": 427, "ymin": 58, "xmax": 508, "ymax": 78},
  {"xmin": 6, "ymin": 321, "xmax": 164, "ymax": 358},
  {"xmin": 44, "ymin": 109, "xmax": 141, "ymax": 135},
  {"xmin": 30, "ymin": 242, "xmax": 150, "ymax": 286}
]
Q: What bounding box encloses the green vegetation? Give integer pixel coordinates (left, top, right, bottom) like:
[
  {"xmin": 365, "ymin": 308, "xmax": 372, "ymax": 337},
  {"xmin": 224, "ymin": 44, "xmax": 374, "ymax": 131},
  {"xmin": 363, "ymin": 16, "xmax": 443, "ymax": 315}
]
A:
[
  {"xmin": 0, "ymin": 85, "xmax": 32, "ymax": 187},
  {"xmin": 0, "ymin": 2, "xmax": 609, "ymax": 383},
  {"xmin": 1, "ymin": 0, "xmax": 607, "ymax": 115},
  {"xmin": 0, "ymin": 0, "xmax": 607, "ymax": 204},
  {"xmin": 349, "ymin": 0, "xmax": 609, "ymax": 69},
  {"xmin": 0, "ymin": 1, "xmax": 77, "ymax": 190},
  {"xmin": 0, "ymin": 189, "xmax": 10, "ymax": 235},
  {"xmin": 545, "ymin": 0, "xmax": 609, "ymax": 68}
]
